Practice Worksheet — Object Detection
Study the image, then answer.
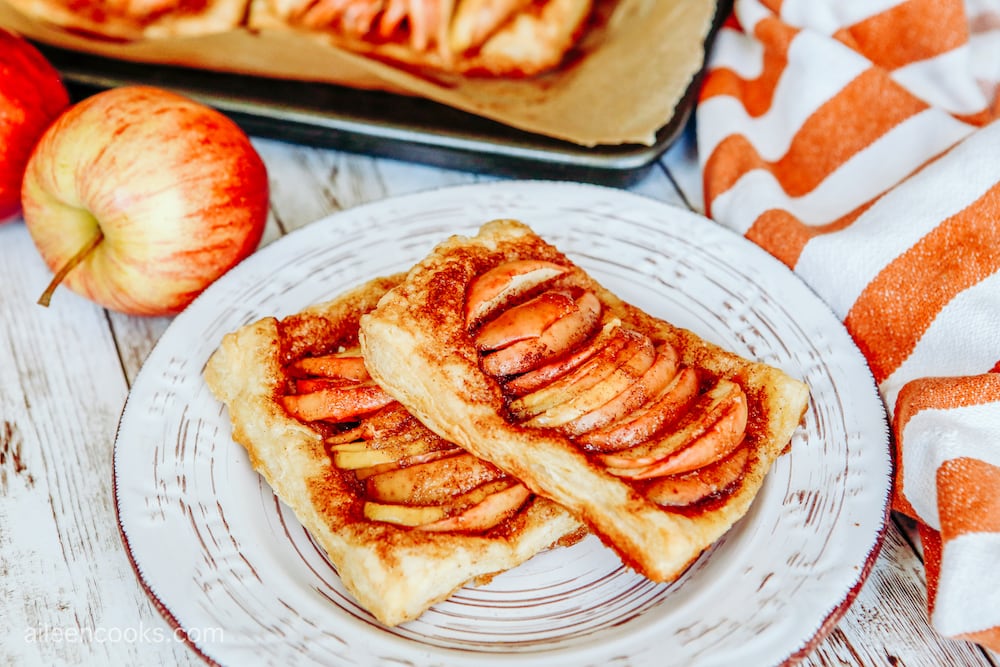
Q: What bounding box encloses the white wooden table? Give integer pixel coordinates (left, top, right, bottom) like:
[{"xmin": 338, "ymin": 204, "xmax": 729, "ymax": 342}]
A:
[{"xmin": 2, "ymin": 120, "xmax": 998, "ymax": 667}]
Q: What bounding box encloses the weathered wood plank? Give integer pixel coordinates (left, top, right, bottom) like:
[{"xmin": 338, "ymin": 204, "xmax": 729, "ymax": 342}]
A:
[
  {"xmin": 0, "ymin": 222, "xmax": 199, "ymax": 666},
  {"xmin": 801, "ymin": 521, "xmax": 994, "ymax": 666},
  {"xmin": 253, "ymin": 138, "xmax": 486, "ymax": 235}
]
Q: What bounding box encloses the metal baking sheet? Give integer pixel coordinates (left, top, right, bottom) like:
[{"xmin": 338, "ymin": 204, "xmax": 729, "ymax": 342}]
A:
[{"xmin": 33, "ymin": 4, "xmax": 727, "ymax": 188}]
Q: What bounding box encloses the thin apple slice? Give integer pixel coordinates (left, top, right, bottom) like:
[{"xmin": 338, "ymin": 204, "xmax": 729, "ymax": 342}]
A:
[
  {"xmin": 281, "ymin": 382, "xmax": 395, "ymax": 423},
  {"xmin": 603, "ymin": 382, "xmax": 749, "ymax": 479},
  {"xmin": 363, "ymin": 479, "xmax": 515, "ymax": 527},
  {"xmin": 621, "ymin": 392, "xmax": 747, "ymax": 479},
  {"xmin": 365, "ymin": 452, "xmax": 506, "ymax": 505},
  {"xmin": 295, "ymin": 377, "xmax": 358, "ymax": 393},
  {"xmin": 508, "ymin": 324, "xmax": 638, "ymax": 420},
  {"xmin": 503, "ymin": 320, "xmax": 620, "ymax": 396},
  {"xmin": 333, "ymin": 427, "xmax": 444, "ymax": 454},
  {"xmin": 332, "ymin": 439, "xmax": 451, "ymax": 469},
  {"xmin": 449, "ymin": 0, "xmax": 533, "ymax": 52},
  {"xmin": 578, "ymin": 365, "xmax": 699, "ymax": 452},
  {"xmin": 465, "ymin": 259, "xmax": 567, "ymax": 325},
  {"xmin": 329, "ymin": 440, "xmax": 386, "ymax": 453},
  {"xmin": 523, "ymin": 334, "xmax": 656, "ymax": 429},
  {"xmin": 559, "ymin": 343, "xmax": 679, "ymax": 436},
  {"xmin": 351, "ymin": 460, "xmax": 401, "ymax": 480},
  {"xmin": 365, "ymin": 417, "xmax": 456, "ymax": 451},
  {"xmin": 360, "ymin": 402, "xmax": 418, "ymax": 438},
  {"xmin": 288, "ymin": 354, "xmax": 369, "ymax": 381},
  {"xmin": 358, "ymin": 426, "xmax": 425, "ymax": 450},
  {"xmin": 644, "ymin": 445, "xmax": 749, "ymax": 507},
  {"xmin": 377, "ymin": 0, "xmax": 408, "ymax": 37},
  {"xmin": 597, "ymin": 379, "xmax": 742, "ymax": 468},
  {"xmin": 363, "ymin": 501, "xmax": 448, "ymax": 526},
  {"xmin": 417, "ymin": 483, "xmax": 531, "ymax": 532},
  {"xmin": 325, "ymin": 425, "xmax": 365, "ymax": 445},
  {"xmin": 480, "ymin": 290, "xmax": 602, "ymax": 377},
  {"xmin": 334, "ymin": 449, "xmax": 402, "ymax": 470},
  {"xmin": 352, "ymin": 447, "xmax": 464, "ymax": 480},
  {"xmin": 474, "ymin": 289, "xmax": 576, "ymax": 351}
]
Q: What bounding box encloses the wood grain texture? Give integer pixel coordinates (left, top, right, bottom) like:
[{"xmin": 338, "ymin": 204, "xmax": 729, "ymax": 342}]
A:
[
  {"xmin": 2, "ymin": 131, "xmax": 993, "ymax": 666},
  {"xmin": 801, "ymin": 523, "xmax": 995, "ymax": 666},
  {"xmin": 0, "ymin": 223, "xmax": 199, "ymax": 667}
]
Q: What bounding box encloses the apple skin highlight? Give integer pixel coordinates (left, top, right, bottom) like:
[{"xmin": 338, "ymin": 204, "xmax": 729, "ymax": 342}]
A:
[{"xmin": 21, "ymin": 85, "xmax": 269, "ymax": 316}]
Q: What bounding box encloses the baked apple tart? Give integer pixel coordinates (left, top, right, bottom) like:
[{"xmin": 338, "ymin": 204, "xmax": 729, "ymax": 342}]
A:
[
  {"xmin": 360, "ymin": 219, "xmax": 810, "ymax": 582},
  {"xmin": 204, "ymin": 274, "xmax": 582, "ymax": 626},
  {"xmin": 248, "ymin": 0, "xmax": 594, "ymax": 76},
  {"xmin": 8, "ymin": 0, "xmax": 593, "ymax": 77},
  {"xmin": 4, "ymin": 0, "xmax": 251, "ymax": 39}
]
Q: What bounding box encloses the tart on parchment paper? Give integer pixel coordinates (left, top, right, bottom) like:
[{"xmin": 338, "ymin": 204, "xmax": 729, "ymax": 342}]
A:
[
  {"xmin": 2, "ymin": 0, "xmax": 250, "ymax": 39},
  {"xmin": 248, "ymin": 0, "xmax": 594, "ymax": 76},
  {"xmin": 0, "ymin": 0, "xmax": 719, "ymax": 147},
  {"xmin": 5, "ymin": 0, "xmax": 594, "ymax": 76}
]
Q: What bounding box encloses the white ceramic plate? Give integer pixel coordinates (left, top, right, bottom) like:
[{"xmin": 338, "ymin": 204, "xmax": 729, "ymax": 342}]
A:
[{"xmin": 114, "ymin": 181, "xmax": 891, "ymax": 667}]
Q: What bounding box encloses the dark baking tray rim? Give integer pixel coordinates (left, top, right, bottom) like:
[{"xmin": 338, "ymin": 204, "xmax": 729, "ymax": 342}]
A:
[{"xmin": 32, "ymin": 1, "xmax": 728, "ymax": 188}]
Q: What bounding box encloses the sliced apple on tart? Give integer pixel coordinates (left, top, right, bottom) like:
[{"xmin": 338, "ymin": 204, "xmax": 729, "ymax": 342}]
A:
[
  {"xmin": 285, "ymin": 347, "xmax": 532, "ymax": 532},
  {"xmin": 360, "ymin": 219, "xmax": 810, "ymax": 583},
  {"xmin": 204, "ymin": 274, "xmax": 582, "ymax": 627}
]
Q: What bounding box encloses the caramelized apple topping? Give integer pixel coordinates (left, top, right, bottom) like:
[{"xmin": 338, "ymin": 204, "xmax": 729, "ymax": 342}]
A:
[
  {"xmin": 280, "ymin": 349, "xmax": 529, "ymax": 532},
  {"xmin": 68, "ymin": 0, "xmax": 208, "ymax": 25},
  {"xmin": 467, "ymin": 260, "xmax": 751, "ymax": 509},
  {"xmin": 286, "ymin": 0, "xmax": 539, "ymax": 57}
]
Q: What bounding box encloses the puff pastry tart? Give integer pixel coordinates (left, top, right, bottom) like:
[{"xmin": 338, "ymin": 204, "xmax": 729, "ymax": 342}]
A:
[
  {"xmin": 5, "ymin": 0, "xmax": 250, "ymax": 39},
  {"xmin": 359, "ymin": 220, "xmax": 811, "ymax": 582},
  {"xmin": 248, "ymin": 0, "xmax": 594, "ymax": 76},
  {"xmin": 204, "ymin": 274, "xmax": 582, "ymax": 626}
]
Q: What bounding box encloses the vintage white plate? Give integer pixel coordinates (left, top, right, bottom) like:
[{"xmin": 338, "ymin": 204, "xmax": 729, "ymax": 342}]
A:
[{"xmin": 114, "ymin": 181, "xmax": 891, "ymax": 667}]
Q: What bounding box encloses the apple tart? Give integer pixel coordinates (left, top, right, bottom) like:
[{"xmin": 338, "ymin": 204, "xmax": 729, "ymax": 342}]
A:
[
  {"xmin": 4, "ymin": 0, "xmax": 251, "ymax": 39},
  {"xmin": 9, "ymin": 0, "xmax": 592, "ymax": 76},
  {"xmin": 359, "ymin": 219, "xmax": 811, "ymax": 582},
  {"xmin": 204, "ymin": 274, "xmax": 582, "ymax": 626},
  {"xmin": 247, "ymin": 0, "xmax": 594, "ymax": 76}
]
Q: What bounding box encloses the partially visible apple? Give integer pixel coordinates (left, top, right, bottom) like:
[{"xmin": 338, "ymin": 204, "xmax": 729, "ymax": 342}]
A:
[
  {"xmin": 0, "ymin": 28, "xmax": 70, "ymax": 222},
  {"xmin": 21, "ymin": 85, "xmax": 269, "ymax": 316}
]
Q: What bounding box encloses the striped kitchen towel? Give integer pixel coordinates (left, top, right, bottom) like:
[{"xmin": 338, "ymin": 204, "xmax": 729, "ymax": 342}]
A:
[{"xmin": 697, "ymin": 0, "xmax": 1000, "ymax": 652}]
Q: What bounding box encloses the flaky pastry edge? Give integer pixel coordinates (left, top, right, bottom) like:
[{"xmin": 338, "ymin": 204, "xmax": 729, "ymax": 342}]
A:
[
  {"xmin": 203, "ymin": 274, "xmax": 582, "ymax": 625},
  {"xmin": 360, "ymin": 219, "xmax": 811, "ymax": 582}
]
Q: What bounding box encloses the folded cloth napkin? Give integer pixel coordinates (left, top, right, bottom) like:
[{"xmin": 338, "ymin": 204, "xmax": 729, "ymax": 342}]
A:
[{"xmin": 696, "ymin": 0, "xmax": 1000, "ymax": 652}]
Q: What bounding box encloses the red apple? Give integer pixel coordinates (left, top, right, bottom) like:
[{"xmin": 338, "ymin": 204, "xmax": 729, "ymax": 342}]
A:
[
  {"xmin": 0, "ymin": 28, "xmax": 70, "ymax": 222},
  {"xmin": 21, "ymin": 85, "xmax": 269, "ymax": 316}
]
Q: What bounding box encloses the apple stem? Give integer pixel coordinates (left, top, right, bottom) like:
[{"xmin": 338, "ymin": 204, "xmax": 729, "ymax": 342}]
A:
[{"xmin": 37, "ymin": 230, "xmax": 105, "ymax": 307}]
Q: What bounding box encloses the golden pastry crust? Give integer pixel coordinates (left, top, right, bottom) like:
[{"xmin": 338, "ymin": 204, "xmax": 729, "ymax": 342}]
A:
[
  {"xmin": 359, "ymin": 220, "xmax": 811, "ymax": 582},
  {"xmin": 204, "ymin": 274, "xmax": 582, "ymax": 626},
  {"xmin": 6, "ymin": 0, "xmax": 249, "ymax": 39},
  {"xmin": 8, "ymin": 0, "xmax": 590, "ymax": 76},
  {"xmin": 248, "ymin": 0, "xmax": 593, "ymax": 76}
]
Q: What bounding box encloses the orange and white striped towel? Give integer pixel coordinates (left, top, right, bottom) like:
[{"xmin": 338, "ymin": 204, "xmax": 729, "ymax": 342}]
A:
[{"xmin": 697, "ymin": 0, "xmax": 1000, "ymax": 652}]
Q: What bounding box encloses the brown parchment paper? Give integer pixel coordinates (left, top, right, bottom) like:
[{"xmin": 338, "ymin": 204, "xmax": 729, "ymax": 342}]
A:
[{"xmin": 0, "ymin": 0, "xmax": 718, "ymax": 147}]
